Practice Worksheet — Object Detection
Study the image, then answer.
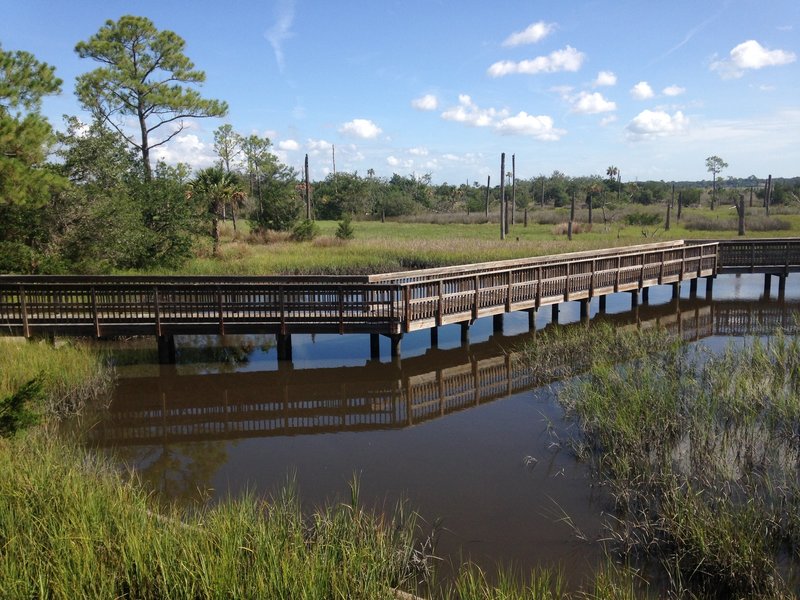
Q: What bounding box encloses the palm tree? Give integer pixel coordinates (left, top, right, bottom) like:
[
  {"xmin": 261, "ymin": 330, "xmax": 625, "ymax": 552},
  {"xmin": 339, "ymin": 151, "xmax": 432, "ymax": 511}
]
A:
[
  {"xmin": 606, "ymin": 166, "xmax": 621, "ymax": 203},
  {"xmin": 188, "ymin": 167, "xmax": 244, "ymax": 256}
]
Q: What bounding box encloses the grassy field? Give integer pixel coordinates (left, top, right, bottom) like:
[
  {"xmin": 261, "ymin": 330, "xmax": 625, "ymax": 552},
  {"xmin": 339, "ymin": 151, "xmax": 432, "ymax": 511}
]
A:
[{"xmin": 134, "ymin": 204, "xmax": 800, "ymax": 276}]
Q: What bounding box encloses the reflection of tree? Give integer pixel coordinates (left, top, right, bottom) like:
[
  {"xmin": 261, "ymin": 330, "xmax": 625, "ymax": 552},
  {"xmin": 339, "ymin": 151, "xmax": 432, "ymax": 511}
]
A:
[
  {"xmin": 176, "ymin": 334, "xmax": 275, "ymax": 375},
  {"xmin": 111, "ymin": 440, "xmax": 231, "ymax": 506}
]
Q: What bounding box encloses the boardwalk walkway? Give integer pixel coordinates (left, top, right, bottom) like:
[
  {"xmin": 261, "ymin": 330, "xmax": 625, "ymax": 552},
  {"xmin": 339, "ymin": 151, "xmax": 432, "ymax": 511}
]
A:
[{"xmin": 1, "ymin": 238, "xmax": 799, "ymax": 361}]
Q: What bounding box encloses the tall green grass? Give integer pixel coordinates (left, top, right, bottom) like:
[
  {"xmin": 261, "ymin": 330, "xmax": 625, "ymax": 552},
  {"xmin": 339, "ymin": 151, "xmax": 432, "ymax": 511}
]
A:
[
  {"xmin": 549, "ymin": 326, "xmax": 800, "ymax": 598},
  {"xmin": 0, "ymin": 432, "xmax": 421, "ymax": 599},
  {"xmin": 0, "ymin": 338, "xmax": 112, "ymax": 419}
]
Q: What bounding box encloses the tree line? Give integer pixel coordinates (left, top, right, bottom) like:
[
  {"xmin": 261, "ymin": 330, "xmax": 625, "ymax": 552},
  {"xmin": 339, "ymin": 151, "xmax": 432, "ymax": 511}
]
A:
[{"xmin": 2, "ymin": 15, "xmax": 798, "ymax": 274}]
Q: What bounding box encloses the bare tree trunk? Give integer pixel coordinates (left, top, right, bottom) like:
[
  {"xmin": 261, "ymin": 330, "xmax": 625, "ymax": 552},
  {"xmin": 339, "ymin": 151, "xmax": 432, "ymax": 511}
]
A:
[
  {"xmin": 499, "ymin": 153, "xmax": 506, "ymax": 240},
  {"xmin": 749, "ymin": 186, "xmax": 754, "ymax": 208},
  {"xmin": 304, "ymin": 154, "xmax": 311, "ymax": 220},
  {"xmin": 665, "ymin": 202, "xmax": 671, "ymax": 231},
  {"xmin": 711, "ymin": 172, "xmax": 716, "ymax": 210},
  {"xmin": 737, "ymin": 196, "xmax": 746, "ymax": 235},
  {"xmin": 677, "ymin": 191, "xmax": 682, "ymax": 221},
  {"xmin": 524, "ymin": 207, "xmax": 528, "ymax": 227},
  {"xmin": 212, "ymin": 201, "xmax": 221, "ymax": 256},
  {"xmin": 485, "ymin": 175, "xmax": 490, "ymax": 217},
  {"xmin": 765, "ymin": 174, "xmax": 772, "ymax": 216},
  {"xmin": 541, "ymin": 177, "xmax": 545, "ymax": 207},
  {"xmin": 511, "ymin": 154, "xmax": 516, "ymax": 226},
  {"xmin": 588, "ymin": 193, "xmax": 593, "ymax": 225},
  {"xmin": 670, "ymin": 183, "xmax": 675, "ymax": 208}
]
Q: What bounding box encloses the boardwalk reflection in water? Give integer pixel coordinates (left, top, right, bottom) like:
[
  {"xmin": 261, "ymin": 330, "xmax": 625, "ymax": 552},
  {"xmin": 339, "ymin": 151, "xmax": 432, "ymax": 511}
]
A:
[{"xmin": 87, "ymin": 274, "xmax": 800, "ymax": 580}]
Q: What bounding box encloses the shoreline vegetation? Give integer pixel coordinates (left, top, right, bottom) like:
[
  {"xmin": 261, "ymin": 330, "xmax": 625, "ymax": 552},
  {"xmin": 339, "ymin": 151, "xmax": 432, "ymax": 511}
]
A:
[{"xmin": 2, "ymin": 316, "xmax": 800, "ymax": 597}]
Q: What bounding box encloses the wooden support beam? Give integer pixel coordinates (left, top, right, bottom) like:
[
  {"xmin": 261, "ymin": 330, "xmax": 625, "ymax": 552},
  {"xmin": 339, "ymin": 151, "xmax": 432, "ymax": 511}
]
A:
[
  {"xmin": 493, "ymin": 313, "xmax": 504, "ymax": 334},
  {"xmin": 551, "ymin": 303, "xmax": 559, "ymax": 324},
  {"xmin": 370, "ymin": 333, "xmax": 380, "ymax": 360},
  {"xmin": 430, "ymin": 326, "xmax": 439, "ymax": 348}
]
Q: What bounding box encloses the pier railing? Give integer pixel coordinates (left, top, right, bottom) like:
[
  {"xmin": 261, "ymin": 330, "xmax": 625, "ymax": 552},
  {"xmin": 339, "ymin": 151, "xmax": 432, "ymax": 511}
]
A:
[{"xmin": 2, "ymin": 238, "xmax": 799, "ymax": 340}]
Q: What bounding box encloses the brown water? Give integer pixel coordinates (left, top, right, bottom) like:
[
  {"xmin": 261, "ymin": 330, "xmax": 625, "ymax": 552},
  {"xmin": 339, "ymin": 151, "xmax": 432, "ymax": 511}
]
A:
[{"xmin": 86, "ymin": 274, "xmax": 800, "ymax": 583}]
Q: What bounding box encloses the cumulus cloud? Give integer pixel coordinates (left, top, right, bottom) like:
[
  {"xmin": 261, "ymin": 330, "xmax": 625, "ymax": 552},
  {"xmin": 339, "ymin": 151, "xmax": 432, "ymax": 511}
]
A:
[
  {"xmin": 630, "ymin": 81, "xmax": 655, "ymax": 100},
  {"xmin": 599, "ymin": 115, "xmax": 618, "ymax": 127},
  {"xmin": 408, "ymin": 146, "xmax": 429, "ymax": 156},
  {"xmin": 626, "ymin": 109, "xmax": 689, "ymax": 139},
  {"xmin": 441, "ymin": 94, "xmax": 508, "ymax": 127},
  {"xmin": 307, "ymin": 138, "xmax": 332, "ymax": 155},
  {"xmin": 339, "ymin": 118, "xmax": 382, "ymax": 139},
  {"xmin": 571, "ymin": 91, "xmax": 616, "ymax": 114},
  {"xmin": 711, "ymin": 39, "xmax": 796, "ymax": 78},
  {"xmin": 264, "ymin": 0, "xmax": 295, "ymax": 72},
  {"xmin": 151, "ymin": 133, "xmax": 216, "ymax": 169},
  {"xmin": 502, "ymin": 21, "xmax": 555, "ymax": 46},
  {"xmin": 495, "ymin": 112, "xmax": 564, "ymax": 141},
  {"xmin": 662, "ymin": 85, "xmax": 686, "ymax": 96},
  {"xmin": 411, "ymin": 94, "xmax": 438, "ymax": 111},
  {"xmin": 487, "ymin": 46, "xmax": 585, "ymax": 77},
  {"xmin": 594, "ymin": 70, "xmax": 617, "ymax": 86},
  {"xmin": 278, "ymin": 139, "xmax": 299, "ymax": 151}
]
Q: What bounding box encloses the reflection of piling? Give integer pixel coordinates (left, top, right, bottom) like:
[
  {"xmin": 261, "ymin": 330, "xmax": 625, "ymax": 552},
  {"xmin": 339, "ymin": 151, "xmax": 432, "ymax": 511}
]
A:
[
  {"xmin": 430, "ymin": 327, "xmax": 439, "ymax": 349},
  {"xmin": 157, "ymin": 335, "xmax": 176, "ymax": 364},
  {"xmin": 551, "ymin": 303, "xmax": 559, "ymax": 324},
  {"xmin": 276, "ymin": 333, "xmax": 292, "ymax": 362},
  {"xmin": 493, "ymin": 314, "xmax": 504, "ymax": 334},
  {"xmin": 705, "ymin": 277, "xmax": 714, "ymax": 301},
  {"xmin": 370, "ymin": 333, "xmax": 380, "ymax": 360},
  {"xmin": 764, "ymin": 275, "xmax": 772, "ymax": 299}
]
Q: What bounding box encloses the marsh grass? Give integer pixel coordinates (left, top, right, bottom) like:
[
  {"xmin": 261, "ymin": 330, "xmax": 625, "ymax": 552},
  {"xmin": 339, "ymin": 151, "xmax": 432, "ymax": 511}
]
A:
[
  {"xmin": 0, "ymin": 338, "xmax": 113, "ymax": 419},
  {"xmin": 548, "ymin": 326, "xmax": 800, "ymax": 597},
  {"xmin": 0, "ymin": 431, "xmax": 422, "ymax": 599}
]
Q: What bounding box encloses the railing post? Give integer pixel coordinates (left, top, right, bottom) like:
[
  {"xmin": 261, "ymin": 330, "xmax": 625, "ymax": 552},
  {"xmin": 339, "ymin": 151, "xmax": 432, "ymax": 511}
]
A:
[
  {"xmin": 19, "ymin": 285, "xmax": 30, "ymax": 338},
  {"xmin": 472, "ymin": 275, "xmax": 479, "ymax": 320},
  {"xmin": 680, "ymin": 247, "xmax": 686, "ymax": 281},
  {"xmin": 217, "ymin": 287, "xmax": 225, "ymax": 335},
  {"xmin": 589, "ymin": 260, "xmax": 595, "ymax": 298},
  {"xmin": 505, "ymin": 270, "xmax": 512, "ymax": 311},
  {"xmin": 564, "ymin": 262, "xmax": 570, "ymax": 301},
  {"xmin": 658, "ymin": 251, "xmax": 665, "ymax": 284},
  {"xmin": 615, "ymin": 257, "xmax": 621, "ymax": 292},
  {"xmin": 153, "ymin": 286, "xmax": 161, "ymax": 337},
  {"xmin": 437, "ymin": 280, "xmax": 443, "ymax": 326},
  {"xmin": 279, "ymin": 285, "xmax": 286, "ymax": 335},
  {"xmin": 339, "ymin": 285, "xmax": 345, "ymax": 334},
  {"xmin": 535, "ymin": 266, "xmax": 542, "ymax": 308},
  {"xmin": 92, "ymin": 287, "xmax": 101, "ymax": 338},
  {"xmin": 403, "ymin": 285, "xmax": 411, "ymax": 333}
]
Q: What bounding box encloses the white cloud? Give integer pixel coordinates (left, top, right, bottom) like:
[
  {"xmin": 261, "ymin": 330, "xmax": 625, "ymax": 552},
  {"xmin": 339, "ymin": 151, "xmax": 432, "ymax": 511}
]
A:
[
  {"xmin": 151, "ymin": 133, "xmax": 216, "ymax": 169},
  {"xmin": 411, "ymin": 94, "xmax": 438, "ymax": 111},
  {"xmin": 571, "ymin": 91, "xmax": 616, "ymax": 114},
  {"xmin": 339, "ymin": 118, "xmax": 382, "ymax": 139},
  {"xmin": 441, "ymin": 94, "xmax": 508, "ymax": 127},
  {"xmin": 264, "ymin": 0, "xmax": 295, "ymax": 72},
  {"xmin": 662, "ymin": 85, "xmax": 686, "ymax": 97},
  {"xmin": 630, "ymin": 81, "xmax": 655, "ymax": 100},
  {"xmin": 502, "ymin": 21, "xmax": 555, "ymax": 46},
  {"xmin": 599, "ymin": 115, "xmax": 618, "ymax": 126},
  {"xmin": 408, "ymin": 146, "xmax": 429, "ymax": 156},
  {"xmin": 594, "ymin": 70, "xmax": 617, "ymax": 86},
  {"xmin": 442, "ymin": 153, "xmax": 461, "ymax": 161},
  {"xmin": 627, "ymin": 109, "xmax": 689, "ymax": 139},
  {"xmin": 278, "ymin": 139, "xmax": 299, "ymax": 151},
  {"xmin": 386, "ymin": 156, "xmax": 400, "ymax": 167},
  {"xmin": 307, "ymin": 138, "xmax": 332, "ymax": 155},
  {"xmin": 487, "ymin": 46, "xmax": 585, "ymax": 77},
  {"xmin": 711, "ymin": 40, "xmax": 796, "ymax": 78},
  {"xmin": 495, "ymin": 112, "xmax": 564, "ymax": 141}
]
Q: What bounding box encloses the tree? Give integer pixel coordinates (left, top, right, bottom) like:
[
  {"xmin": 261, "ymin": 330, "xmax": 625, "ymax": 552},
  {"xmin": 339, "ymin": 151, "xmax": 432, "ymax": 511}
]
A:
[
  {"xmin": 188, "ymin": 167, "xmax": 242, "ymax": 256},
  {"xmin": 0, "ymin": 44, "xmax": 64, "ymax": 207},
  {"xmin": 705, "ymin": 155, "xmax": 728, "ymax": 210},
  {"xmin": 75, "ymin": 15, "xmax": 228, "ymax": 180},
  {"xmin": 213, "ymin": 123, "xmax": 241, "ymax": 174}
]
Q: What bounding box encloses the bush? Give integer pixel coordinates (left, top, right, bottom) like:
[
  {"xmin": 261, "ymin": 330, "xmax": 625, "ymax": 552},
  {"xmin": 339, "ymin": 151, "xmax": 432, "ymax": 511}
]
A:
[
  {"xmin": 290, "ymin": 219, "xmax": 319, "ymax": 241},
  {"xmin": 624, "ymin": 211, "xmax": 662, "ymax": 226},
  {"xmin": 335, "ymin": 214, "xmax": 355, "ymax": 240},
  {"xmin": 0, "ymin": 241, "xmax": 36, "ymax": 274}
]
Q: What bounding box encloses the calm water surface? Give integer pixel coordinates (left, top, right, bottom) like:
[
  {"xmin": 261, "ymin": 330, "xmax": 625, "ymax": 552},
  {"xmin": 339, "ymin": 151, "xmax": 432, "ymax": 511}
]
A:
[{"xmin": 86, "ymin": 274, "xmax": 800, "ymax": 583}]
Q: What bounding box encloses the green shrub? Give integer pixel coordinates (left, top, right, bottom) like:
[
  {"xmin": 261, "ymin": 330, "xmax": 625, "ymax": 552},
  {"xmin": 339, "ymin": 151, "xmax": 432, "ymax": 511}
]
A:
[
  {"xmin": 335, "ymin": 214, "xmax": 355, "ymax": 240},
  {"xmin": 290, "ymin": 219, "xmax": 319, "ymax": 241},
  {"xmin": 624, "ymin": 211, "xmax": 661, "ymax": 226},
  {"xmin": 0, "ymin": 241, "xmax": 36, "ymax": 274}
]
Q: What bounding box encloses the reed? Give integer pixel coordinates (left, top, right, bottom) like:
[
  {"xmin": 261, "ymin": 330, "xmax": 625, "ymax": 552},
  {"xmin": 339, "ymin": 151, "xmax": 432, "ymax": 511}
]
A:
[
  {"xmin": 552, "ymin": 326, "xmax": 800, "ymax": 597},
  {"xmin": 0, "ymin": 431, "xmax": 422, "ymax": 599}
]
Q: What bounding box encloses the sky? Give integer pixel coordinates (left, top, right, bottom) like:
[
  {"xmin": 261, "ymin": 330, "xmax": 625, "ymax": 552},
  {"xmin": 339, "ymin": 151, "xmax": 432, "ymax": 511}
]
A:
[{"xmin": 2, "ymin": 0, "xmax": 799, "ymax": 183}]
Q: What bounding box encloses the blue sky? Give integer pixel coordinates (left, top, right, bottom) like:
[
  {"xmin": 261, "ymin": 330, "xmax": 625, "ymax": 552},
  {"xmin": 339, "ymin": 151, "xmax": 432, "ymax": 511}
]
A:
[{"xmin": 3, "ymin": 0, "xmax": 799, "ymax": 183}]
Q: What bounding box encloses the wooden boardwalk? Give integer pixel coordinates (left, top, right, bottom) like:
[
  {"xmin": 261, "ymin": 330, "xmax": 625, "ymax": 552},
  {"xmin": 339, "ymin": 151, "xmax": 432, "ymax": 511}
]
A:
[{"xmin": 1, "ymin": 238, "xmax": 799, "ymax": 360}]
